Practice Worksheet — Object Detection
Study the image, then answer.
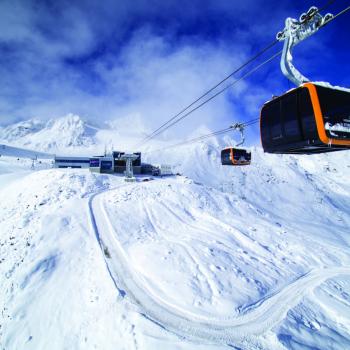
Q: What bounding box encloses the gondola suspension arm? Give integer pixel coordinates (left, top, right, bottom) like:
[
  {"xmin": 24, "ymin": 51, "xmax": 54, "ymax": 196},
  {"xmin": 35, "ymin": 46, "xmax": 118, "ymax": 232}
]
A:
[
  {"xmin": 277, "ymin": 6, "xmax": 333, "ymax": 87},
  {"xmin": 230, "ymin": 122, "xmax": 245, "ymax": 147}
]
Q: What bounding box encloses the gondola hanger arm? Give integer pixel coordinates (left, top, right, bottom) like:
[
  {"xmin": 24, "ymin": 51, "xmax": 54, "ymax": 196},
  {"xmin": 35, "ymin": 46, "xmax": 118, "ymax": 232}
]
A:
[
  {"xmin": 277, "ymin": 6, "xmax": 333, "ymax": 87},
  {"xmin": 230, "ymin": 122, "xmax": 245, "ymax": 147}
]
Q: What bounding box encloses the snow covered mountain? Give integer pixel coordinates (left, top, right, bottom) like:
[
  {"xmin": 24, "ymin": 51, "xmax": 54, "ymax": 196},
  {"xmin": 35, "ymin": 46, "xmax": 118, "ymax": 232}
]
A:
[
  {"xmin": 0, "ymin": 114, "xmax": 98, "ymax": 152},
  {"xmin": 0, "ymin": 114, "xmax": 146, "ymax": 155},
  {"xmin": 0, "ymin": 122, "xmax": 349, "ymax": 350},
  {"xmin": 0, "ymin": 118, "xmax": 45, "ymax": 142}
]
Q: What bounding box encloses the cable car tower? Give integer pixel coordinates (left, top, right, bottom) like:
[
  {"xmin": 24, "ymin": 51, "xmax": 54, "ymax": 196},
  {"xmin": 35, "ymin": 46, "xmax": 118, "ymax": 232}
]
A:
[
  {"xmin": 119, "ymin": 153, "xmax": 139, "ymax": 182},
  {"xmin": 221, "ymin": 123, "xmax": 251, "ymax": 166},
  {"xmin": 260, "ymin": 6, "xmax": 350, "ymax": 154}
]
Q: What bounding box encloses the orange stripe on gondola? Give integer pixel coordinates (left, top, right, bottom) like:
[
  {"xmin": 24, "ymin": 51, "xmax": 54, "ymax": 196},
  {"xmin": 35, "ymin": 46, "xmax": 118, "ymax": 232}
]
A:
[{"xmin": 304, "ymin": 83, "xmax": 350, "ymax": 147}]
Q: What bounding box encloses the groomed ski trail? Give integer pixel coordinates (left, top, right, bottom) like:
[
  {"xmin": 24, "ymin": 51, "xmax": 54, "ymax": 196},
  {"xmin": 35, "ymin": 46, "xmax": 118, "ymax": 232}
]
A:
[{"xmin": 88, "ymin": 185, "xmax": 350, "ymax": 346}]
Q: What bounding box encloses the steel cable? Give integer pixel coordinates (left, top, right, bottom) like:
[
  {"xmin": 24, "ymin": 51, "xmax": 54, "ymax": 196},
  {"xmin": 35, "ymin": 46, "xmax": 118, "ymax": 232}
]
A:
[{"xmin": 137, "ymin": 0, "xmax": 349, "ymax": 153}]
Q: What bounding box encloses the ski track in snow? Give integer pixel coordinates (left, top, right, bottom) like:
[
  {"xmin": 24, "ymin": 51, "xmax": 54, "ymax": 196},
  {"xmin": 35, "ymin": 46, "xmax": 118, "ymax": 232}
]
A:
[{"xmin": 88, "ymin": 185, "xmax": 350, "ymax": 346}]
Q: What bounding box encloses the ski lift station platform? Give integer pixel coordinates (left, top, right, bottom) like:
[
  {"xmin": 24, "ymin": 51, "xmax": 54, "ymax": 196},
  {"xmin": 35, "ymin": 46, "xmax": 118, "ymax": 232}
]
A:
[
  {"xmin": 88, "ymin": 151, "xmax": 141, "ymax": 174},
  {"xmin": 54, "ymin": 151, "xmax": 172, "ymax": 177},
  {"xmin": 54, "ymin": 156, "xmax": 91, "ymax": 169}
]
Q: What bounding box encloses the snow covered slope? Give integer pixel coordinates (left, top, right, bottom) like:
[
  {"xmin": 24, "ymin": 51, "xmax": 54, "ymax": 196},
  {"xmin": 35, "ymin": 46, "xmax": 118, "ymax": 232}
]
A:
[
  {"xmin": 0, "ymin": 114, "xmax": 143, "ymax": 155},
  {"xmin": 0, "ymin": 114, "xmax": 98, "ymax": 152},
  {"xmin": 0, "ymin": 144, "xmax": 54, "ymax": 160},
  {"xmin": 0, "ymin": 130, "xmax": 349, "ymax": 349},
  {"xmin": 0, "ymin": 119, "xmax": 45, "ymax": 142}
]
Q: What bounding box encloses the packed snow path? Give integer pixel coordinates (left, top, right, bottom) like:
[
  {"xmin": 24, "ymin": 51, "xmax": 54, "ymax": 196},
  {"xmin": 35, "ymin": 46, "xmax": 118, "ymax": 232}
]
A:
[{"xmin": 89, "ymin": 183, "xmax": 350, "ymax": 346}]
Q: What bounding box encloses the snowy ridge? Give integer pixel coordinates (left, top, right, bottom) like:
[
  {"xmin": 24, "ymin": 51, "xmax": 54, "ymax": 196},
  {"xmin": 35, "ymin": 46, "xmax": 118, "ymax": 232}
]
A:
[
  {"xmin": 0, "ymin": 114, "xmax": 97, "ymax": 152},
  {"xmin": 0, "ymin": 114, "xmax": 147, "ymax": 155},
  {"xmin": 0, "ymin": 144, "xmax": 54, "ymax": 160},
  {"xmin": 0, "ymin": 119, "xmax": 45, "ymax": 142}
]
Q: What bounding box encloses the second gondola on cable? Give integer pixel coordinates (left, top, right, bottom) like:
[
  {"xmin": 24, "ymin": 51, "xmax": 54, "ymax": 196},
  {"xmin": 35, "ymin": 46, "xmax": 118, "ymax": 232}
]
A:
[{"xmin": 221, "ymin": 147, "xmax": 251, "ymax": 166}]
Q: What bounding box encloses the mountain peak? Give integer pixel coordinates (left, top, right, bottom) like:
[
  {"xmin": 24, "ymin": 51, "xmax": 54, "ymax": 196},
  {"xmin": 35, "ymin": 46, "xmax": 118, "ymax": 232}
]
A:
[{"xmin": 0, "ymin": 114, "xmax": 97, "ymax": 151}]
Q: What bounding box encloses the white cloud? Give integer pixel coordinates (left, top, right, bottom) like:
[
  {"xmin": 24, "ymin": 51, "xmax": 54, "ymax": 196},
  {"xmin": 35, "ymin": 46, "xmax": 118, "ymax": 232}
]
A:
[{"xmin": 1, "ymin": 0, "xmax": 336, "ymax": 147}]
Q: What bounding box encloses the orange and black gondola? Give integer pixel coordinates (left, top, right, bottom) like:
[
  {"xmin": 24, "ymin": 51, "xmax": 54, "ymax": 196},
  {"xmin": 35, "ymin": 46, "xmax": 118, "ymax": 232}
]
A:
[
  {"xmin": 221, "ymin": 147, "xmax": 251, "ymax": 166},
  {"xmin": 260, "ymin": 83, "xmax": 350, "ymax": 154}
]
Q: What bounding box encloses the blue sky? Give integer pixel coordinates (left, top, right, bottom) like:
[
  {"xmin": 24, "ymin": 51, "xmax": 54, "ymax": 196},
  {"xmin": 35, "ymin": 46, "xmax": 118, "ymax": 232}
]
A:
[{"xmin": 0, "ymin": 0, "xmax": 349, "ymax": 144}]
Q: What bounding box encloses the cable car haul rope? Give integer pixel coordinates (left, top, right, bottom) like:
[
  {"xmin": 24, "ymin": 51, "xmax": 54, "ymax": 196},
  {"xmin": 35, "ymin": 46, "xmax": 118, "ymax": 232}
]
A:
[{"xmin": 136, "ymin": 1, "xmax": 350, "ymax": 163}]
